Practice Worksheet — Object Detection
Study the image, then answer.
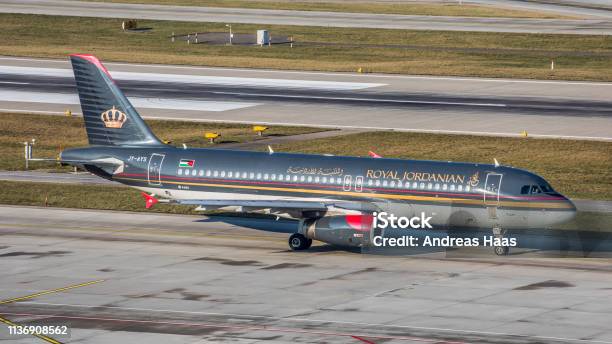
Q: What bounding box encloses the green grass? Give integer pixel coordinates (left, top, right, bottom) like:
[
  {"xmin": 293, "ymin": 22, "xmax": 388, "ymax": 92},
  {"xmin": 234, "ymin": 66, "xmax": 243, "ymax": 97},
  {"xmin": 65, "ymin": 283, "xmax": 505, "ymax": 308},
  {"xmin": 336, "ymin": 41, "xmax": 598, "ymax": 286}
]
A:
[
  {"xmin": 85, "ymin": 0, "xmax": 572, "ymax": 19},
  {"xmin": 2, "ymin": 14, "xmax": 612, "ymax": 81},
  {"xmin": 272, "ymin": 131, "xmax": 612, "ymax": 200},
  {"xmin": 1, "ymin": 180, "xmax": 609, "ymax": 232},
  {"xmin": 0, "ymin": 112, "xmax": 325, "ymax": 171}
]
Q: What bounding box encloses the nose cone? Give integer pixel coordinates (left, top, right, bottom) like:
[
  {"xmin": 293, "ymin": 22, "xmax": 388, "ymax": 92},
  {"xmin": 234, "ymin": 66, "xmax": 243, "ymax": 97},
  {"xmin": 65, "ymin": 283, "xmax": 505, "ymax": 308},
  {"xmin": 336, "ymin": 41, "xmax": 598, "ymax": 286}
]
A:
[{"xmin": 557, "ymin": 196, "xmax": 577, "ymax": 224}]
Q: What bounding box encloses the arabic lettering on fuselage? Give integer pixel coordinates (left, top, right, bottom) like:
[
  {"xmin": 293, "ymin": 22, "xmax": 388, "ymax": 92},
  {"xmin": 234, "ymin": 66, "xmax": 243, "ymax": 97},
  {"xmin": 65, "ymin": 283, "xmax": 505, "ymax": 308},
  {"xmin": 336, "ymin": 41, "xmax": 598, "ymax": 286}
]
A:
[{"xmin": 287, "ymin": 166, "xmax": 344, "ymax": 176}]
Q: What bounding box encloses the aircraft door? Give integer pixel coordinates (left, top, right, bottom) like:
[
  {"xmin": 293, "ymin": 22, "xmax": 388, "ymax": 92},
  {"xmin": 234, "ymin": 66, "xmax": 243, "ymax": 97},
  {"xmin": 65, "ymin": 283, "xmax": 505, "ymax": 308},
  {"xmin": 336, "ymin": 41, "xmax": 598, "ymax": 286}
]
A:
[
  {"xmin": 354, "ymin": 176, "xmax": 363, "ymax": 192},
  {"xmin": 147, "ymin": 153, "xmax": 165, "ymax": 186},
  {"xmin": 343, "ymin": 175, "xmax": 352, "ymax": 191},
  {"xmin": 483, "ymin": 173, "xmax": 502, "ymax": 207}
]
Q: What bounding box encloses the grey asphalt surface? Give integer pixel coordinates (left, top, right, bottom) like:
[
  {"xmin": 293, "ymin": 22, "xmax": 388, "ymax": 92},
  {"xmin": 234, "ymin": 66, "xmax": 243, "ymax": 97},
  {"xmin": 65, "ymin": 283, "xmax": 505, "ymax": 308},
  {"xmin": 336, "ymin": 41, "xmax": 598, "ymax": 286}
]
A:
[
  {"xmin": 0, "ymin": 205, "xmax": 612, "ymax": 343},
  {"xmin": 2, "ymin": 57, "xmax": 612, "ymax": 141},
  {"xmin": 2, "ymin": 0, "xmax": 612, "ymax": 35}
]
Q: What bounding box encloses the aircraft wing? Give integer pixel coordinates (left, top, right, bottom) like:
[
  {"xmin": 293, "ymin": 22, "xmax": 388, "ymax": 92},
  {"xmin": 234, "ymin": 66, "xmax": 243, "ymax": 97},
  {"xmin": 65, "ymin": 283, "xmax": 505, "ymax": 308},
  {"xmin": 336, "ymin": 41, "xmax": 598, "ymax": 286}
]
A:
[{"xmin": 146, "ymin": 193, "xmax": 376, "ymax": 219}]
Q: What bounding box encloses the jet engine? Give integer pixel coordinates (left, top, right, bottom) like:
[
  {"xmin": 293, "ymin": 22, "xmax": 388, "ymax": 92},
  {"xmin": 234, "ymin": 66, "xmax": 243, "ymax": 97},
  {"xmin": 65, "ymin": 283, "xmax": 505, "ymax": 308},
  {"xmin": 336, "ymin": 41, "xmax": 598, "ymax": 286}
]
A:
[{"xmin": 301, "ymin": 214, "xmax": 374, "ymax": 247}]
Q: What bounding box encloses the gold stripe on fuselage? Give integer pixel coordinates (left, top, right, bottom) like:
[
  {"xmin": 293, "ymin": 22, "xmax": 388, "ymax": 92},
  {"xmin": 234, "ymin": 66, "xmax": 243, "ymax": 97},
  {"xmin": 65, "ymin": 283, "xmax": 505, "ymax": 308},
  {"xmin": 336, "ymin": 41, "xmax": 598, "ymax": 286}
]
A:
[{"xmin": 115, "ymin": 177, "xmax": 572, "ymax": 210}]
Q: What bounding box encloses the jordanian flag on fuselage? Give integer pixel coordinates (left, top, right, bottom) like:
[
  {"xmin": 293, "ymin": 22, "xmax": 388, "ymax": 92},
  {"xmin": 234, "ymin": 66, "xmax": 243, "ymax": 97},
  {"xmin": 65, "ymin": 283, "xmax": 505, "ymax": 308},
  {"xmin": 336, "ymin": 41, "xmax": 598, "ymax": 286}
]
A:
[{"xmin": 179, "ymin": 159, "xmax": 195, "ymax": 168}]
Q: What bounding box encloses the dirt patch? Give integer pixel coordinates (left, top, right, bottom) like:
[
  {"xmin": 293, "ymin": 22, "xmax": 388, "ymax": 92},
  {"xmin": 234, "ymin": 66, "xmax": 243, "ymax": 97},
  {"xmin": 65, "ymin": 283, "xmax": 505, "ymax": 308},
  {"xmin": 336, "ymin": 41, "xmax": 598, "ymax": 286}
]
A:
[
  {"xmin": 193, "ymin": 257, "xmax": 264, "ymax": 266},
  {"xmin": 0, "ymin": 250, "xmax": 70, "ymax": 259},
  {"xmin": 261, "ymin": 263, "xmax": 312, "ymax": 270},
  {"xmin": 514, "ymin": 280, "xmax": 574, "ymax": 290}
]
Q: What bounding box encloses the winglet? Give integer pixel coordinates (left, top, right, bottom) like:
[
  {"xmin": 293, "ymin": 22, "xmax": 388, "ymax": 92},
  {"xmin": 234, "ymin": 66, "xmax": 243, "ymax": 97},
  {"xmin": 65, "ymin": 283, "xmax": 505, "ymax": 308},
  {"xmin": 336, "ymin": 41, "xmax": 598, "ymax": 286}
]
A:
[
  {"xmin": 268, "ymin": 145, "xmax": 274, "ymax": 154},
  {"xmin": 368, "ymin": 151, "xmax": 382, "ymax": 158},
  {"xmin": 494, "ymin": 158, "xmax": 500, "ymax": 168},
  {"xmin": 141, "ymin": 192, "xmax": 158, "ymax": 209}
]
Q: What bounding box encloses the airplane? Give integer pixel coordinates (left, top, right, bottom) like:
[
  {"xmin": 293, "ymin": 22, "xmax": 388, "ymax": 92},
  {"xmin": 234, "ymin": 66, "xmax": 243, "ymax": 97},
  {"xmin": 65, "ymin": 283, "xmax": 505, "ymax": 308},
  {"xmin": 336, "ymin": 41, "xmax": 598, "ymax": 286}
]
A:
[{"xmin": 31, "ymin": 54, "xmax": 577, "ymax": 256}]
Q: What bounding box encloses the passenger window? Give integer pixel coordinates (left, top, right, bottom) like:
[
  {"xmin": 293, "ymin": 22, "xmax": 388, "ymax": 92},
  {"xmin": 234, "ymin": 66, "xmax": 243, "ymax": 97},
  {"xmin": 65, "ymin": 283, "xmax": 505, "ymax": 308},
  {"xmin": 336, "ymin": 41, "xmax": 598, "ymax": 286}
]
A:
[
  {"xmin": 228, "ymin": 171, "xmax": 233, "ymax": 178},
  {"xmin": 293, "ymin": 175, "xmax": 298, "ymax": 182},
  {"xmin": 249, "ymin": 172, "xmax": 255, "ymax": 179},
  {"xmin": 427, "ymin": 183, "xmax": 432, "ymax": 190},
  {"xmin": 213, "ymin": 171, "xmax": 219, "ymax": 177},
  {"xmin": 199, "ymin": 170, "xmax": 204, "ymax": 176},
  {"xmin": 242, "ymin": 172, "xmax": 248, "ymax": 179},
  {"xmin": 413, "ymin": 182, "xmax": 418, "ymax": 189},
  {"xmin": 322, "ymin": 176, "xmax": 327, "ymax": 183},
  {"xmin": 337, "ymin": 177, "xmax": 342, "ymax": 184},
  {"xmin": 300, "ymin": 176, "xmax": 305, "ymax": 182},
  {"xmin": 383, "ymin": 180, "xmax": 388, "ymax": 187},
  {"xmin": 442, "ymin": 184, "xmax": 447, "ymax": 190},
  {"xmin": 450, "ymin": 185, "xmax": 455, "ymax": 191},
  {"xmin": 221, "ymin": 171, "xmax": 226, "ymax": 178},
  {"xmin": 271, "ymin": 174, "xmax": 276, "ymax": 180},
  {"xmin": 458, "ymin": 185, "xmax": 463, "ymax": 191},
  {"xmin": 192, "ymin": 170, "xmax": 197, "ymax": 176},
  {"xmin": 434, "ymin": 183, "xmax": 440, "ymax": 190},
  {"xmin": 307, "ymin": 176, "xmax": 313, "ymax": 182},
  {"xmin": 375, "ymin": 180, "xmax": 381, "ymax": 187},
  {"xmin": 390, "ymin": 181, "xmax": 395, "ymax": 187},
  {"xmin": 367, "ymin": 180, "xmax": 373, "ymax": 186},
  {"xmin": 419, "ymin": 182, "xmax": 425, "ymax": 189},
  {"xmin": 206, "ymin": 170, "xmax": 211, "ymax": 177},
  {"xmin": 465, "ymin": 185, "xmax": 470, "ymax": 192},
  {"xmin": 397, "ymin": 181, "xmax": 402, "ymax": 188},
  {"xmin": 314, "ymin": 176, "xmax": 319, "ymax": 183},
  {"xmin": 177, "ymin": 169, "xmax": 183, "ymax": 175}
]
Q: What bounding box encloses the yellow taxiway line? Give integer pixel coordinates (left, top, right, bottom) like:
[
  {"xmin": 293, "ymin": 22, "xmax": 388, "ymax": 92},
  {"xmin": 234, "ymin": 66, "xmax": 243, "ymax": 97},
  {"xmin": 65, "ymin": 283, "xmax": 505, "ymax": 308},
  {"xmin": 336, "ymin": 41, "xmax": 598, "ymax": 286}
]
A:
[{"xmin": 0, "ymin": 279, "xmax": 105, "ymax": 344}]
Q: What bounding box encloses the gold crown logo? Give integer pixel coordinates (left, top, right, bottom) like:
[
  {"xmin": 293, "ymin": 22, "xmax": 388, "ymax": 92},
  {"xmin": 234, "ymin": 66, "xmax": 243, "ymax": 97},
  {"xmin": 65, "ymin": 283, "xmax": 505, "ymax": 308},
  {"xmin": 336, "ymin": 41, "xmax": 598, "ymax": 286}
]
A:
[{"xmin": 100, "ymin": 106, "xmax": 127, "ymax": 129}]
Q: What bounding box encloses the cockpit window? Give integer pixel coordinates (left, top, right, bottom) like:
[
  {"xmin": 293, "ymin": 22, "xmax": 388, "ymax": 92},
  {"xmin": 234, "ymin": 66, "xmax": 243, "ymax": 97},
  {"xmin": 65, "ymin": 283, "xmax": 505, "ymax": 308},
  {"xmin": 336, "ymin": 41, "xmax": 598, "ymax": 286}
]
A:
[
  {"xmin": 522, "ymin": 184, "xmax": 554, "ymax": 195},
  {"xmin": 540, "ymin": 184, "xmax": 553, "ymax": 193},
  {"xmin": 520, "ymin": 185, "xmax": 530, "ymax": 194}
]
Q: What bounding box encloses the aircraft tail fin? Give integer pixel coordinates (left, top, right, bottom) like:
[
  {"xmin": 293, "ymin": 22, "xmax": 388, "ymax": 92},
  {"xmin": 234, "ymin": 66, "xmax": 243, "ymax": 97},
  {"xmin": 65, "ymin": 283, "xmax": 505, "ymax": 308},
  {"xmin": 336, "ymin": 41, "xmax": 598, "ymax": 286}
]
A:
[{"xmin": 69, "ymin": 54, "xmax": 163, "ymax": 146}]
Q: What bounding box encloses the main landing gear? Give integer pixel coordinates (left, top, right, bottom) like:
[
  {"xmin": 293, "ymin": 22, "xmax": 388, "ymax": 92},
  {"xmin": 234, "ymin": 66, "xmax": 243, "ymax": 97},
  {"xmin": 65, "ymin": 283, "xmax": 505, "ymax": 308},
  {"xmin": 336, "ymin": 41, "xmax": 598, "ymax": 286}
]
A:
[
  {"xmin": 289, "ymin": 233, "xmax": 312, "ymax": 251},
  {"xmin": 493, "ymin": 226, "xmax": 509, "ymax": 256}
]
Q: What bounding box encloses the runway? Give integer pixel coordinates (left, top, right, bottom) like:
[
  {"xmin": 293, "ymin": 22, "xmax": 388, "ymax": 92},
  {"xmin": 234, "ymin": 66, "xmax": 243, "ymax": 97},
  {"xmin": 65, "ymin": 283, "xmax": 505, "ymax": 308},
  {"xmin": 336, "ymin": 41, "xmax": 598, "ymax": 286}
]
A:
[
  {"xmin": 0, "ymin": 205, "xmax": 612, "ymax": 343},
  {"xmin": 2, "ymin": 0, "xmax": 612, "ymax": 35},
  {"xmin": 2, "ymin": 57, "xmax": 612, "ymax": 141}
]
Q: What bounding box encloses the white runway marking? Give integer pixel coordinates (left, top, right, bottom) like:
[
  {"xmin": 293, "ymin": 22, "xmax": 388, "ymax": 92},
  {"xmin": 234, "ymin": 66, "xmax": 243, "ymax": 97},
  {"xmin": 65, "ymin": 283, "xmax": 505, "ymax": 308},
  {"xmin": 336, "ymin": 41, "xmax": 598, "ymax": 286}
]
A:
[
  {"xmin": 213, "ymin": 91, "xmax": 507, "ymax": 107},
  {"xmin": 0, "ymin": 90, "xmax": 260, "ymax": 112},
  {"xmin": 0, "ymin": 65, "xmax": 386, "ymax": 90},
  {"xmin": 0, "ymin": 81, "xmax": 29, "ymax": 85}
]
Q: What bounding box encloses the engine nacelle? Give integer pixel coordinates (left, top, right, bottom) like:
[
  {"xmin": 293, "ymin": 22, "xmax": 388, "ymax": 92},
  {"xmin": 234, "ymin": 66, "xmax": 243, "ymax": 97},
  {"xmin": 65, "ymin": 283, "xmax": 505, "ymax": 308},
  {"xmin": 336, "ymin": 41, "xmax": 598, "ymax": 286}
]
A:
[{"xmin": 302, "ymin": 214, "xmax": 373, "ymax": 247}]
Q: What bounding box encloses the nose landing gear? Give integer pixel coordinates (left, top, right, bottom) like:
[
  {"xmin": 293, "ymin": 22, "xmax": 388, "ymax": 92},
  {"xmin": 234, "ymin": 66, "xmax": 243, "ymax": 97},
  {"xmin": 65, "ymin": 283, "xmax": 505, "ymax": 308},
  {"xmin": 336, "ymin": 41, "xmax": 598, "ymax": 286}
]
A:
[
  {"xmin": 493, "ymin": 226, "xmax": 510, "ymax": 256},
  {"xmin": 289, "ymin": 233, "xmax": 312, "ymax": 251}
]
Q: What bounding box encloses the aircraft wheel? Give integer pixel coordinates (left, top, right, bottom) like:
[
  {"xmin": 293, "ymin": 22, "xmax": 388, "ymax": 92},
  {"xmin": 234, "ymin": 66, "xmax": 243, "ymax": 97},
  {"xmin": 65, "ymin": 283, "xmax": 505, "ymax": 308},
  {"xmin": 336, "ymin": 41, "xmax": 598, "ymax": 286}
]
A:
[
  {"xmin": 494, "ymin": 245, "xmax": 509, "ymax": 256},
  {"xmin": 289, "ymin": 233, "xmax": 311, "ymax": 251}
]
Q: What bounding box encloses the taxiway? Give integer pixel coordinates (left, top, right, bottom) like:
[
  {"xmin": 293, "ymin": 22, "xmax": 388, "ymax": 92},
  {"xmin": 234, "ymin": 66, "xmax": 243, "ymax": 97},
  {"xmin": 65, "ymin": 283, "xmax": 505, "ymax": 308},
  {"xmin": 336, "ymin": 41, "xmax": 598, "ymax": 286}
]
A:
[{"xmin": 0, "ymin": 205, "xmax": 612, "ymax": 343}]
